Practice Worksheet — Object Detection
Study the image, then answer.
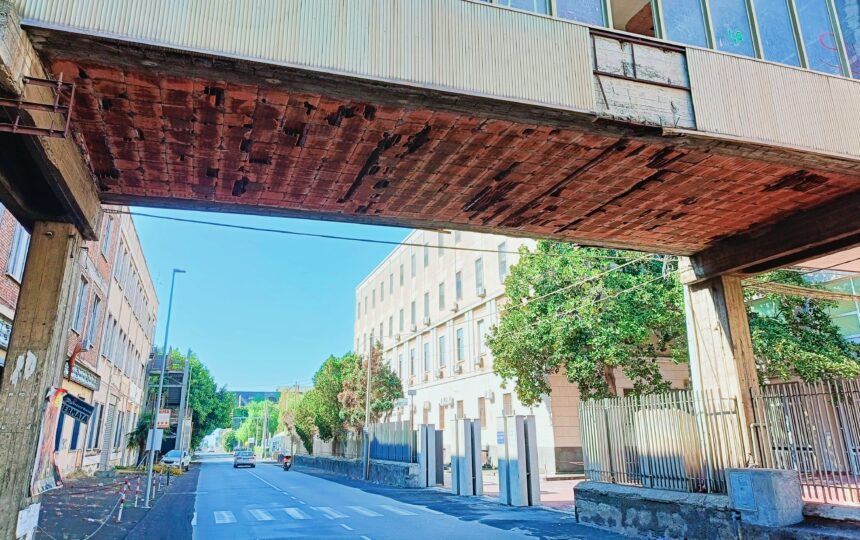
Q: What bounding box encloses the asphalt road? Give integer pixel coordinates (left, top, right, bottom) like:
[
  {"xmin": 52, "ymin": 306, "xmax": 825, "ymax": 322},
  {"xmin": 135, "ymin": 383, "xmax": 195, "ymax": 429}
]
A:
[{"xmin": 192, "ymin": 453, "xmax": 618, "ymax": 539}]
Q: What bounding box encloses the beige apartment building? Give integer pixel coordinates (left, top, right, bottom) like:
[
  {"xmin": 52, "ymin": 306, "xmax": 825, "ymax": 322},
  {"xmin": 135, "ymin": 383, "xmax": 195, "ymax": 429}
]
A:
[
  {"xmin": 51, "ymin": 208, "xmax": 158, "ymax": 475},
  {"xmin": 355, "ymin": 230, "xmax": 688, "ymax": 473}
]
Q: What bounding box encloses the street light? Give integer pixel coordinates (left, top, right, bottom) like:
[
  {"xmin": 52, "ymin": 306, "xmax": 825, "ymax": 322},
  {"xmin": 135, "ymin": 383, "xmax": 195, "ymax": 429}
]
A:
[{"xmin": 144, "ymin": 268, "xmax": 185, "ymax": 508}]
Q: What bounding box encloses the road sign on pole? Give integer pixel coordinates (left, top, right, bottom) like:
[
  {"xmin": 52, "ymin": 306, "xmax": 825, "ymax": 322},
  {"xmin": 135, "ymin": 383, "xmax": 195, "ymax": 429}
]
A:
[{"xmin": 156, "ymin": 409, "xmax": 171, "ymax": 429}]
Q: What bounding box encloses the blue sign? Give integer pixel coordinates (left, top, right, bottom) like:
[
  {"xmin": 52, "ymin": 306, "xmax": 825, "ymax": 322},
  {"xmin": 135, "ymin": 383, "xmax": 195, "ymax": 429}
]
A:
[
  {"xmin": 497, "ymin": 431, "xmax": 505, "ymax": 444},
  {"xmin": 61, "ymin": 394, "xmax": 94, "ymax": 424}
]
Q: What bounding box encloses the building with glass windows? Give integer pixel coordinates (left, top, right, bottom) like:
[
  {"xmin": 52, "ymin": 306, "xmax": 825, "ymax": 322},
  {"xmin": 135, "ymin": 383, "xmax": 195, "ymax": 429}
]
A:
[
  {"xmin": 0, "ymin": 205, "xmax": 158, "ymax": 476},
  {"xmin": 354, "ymin": 230, "xmax": 689, "ymax": 473},
  {"xmin": 484, "ymin": 0, "xmax": 860, "ymax": 79}
]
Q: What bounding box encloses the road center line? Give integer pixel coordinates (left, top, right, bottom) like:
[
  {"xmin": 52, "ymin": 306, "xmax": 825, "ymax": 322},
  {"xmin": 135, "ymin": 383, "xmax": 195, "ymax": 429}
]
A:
[
  {"xmin": 248, "ymin": 470, "xmax": 285, "ymax": 493},
  {"xmin": 340, "ymin": 524, "xmax": 354, "ymax": 531}
]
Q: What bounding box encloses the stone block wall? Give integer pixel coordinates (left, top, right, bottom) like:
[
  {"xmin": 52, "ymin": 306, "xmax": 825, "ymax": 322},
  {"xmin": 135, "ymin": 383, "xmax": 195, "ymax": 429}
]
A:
[{"xmin": 294, "ymin": 455, "xmax": 420, "ymax": 489}]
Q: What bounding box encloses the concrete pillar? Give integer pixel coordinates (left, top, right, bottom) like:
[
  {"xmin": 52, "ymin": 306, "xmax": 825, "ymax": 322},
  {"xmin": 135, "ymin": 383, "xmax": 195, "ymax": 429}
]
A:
[
  {"xmin": 0, "ymin": 222, "xmax": 83, "ymax": 539},
  {"xmin": 682, "ymin": 259, "xmax": 757, "ymax": 456},
  {"xmin": 498, "ymin": 415, "xmax": 541, "ymax": 506}
]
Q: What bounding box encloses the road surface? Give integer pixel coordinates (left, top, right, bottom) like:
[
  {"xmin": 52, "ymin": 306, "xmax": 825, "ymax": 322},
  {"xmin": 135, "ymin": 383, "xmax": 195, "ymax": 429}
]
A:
[{"xmin": 192, "ymin": 453, "xmax": 617, "ymax": 539}]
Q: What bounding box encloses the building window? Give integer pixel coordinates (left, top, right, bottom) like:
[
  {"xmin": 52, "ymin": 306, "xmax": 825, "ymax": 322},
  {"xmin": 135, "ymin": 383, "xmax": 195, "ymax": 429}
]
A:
[
  {"xmin": 498, "ymin": 242, "xmax": 508, "ymax": 281},
  {"xmin": 69, "ymin": 418, "xmax": 82, "ymax": 450},
  {"xmin": 478, "ymin": 397, "xmax": 487, "ymax": 428},
  {"xmin": 455, "ymin": 272, "xmax": 463, "ymax": 301},
  {"xmin": 437, "ymin": 232, "xmax": 445, "ymax": 255},
  {"xmin": 399, "ymin": 264, "xmax": 404, "ymax": 286},
  {"xmin": 86, "ymin": 403, "xmax": 102, "ymax": 449},
  {"xmin": 388, "ymin": 316, "xmax": 393, "ymax": 337},
  {"xmin": 795, "ymin": 0, "xmax": 845, "ymax": 74},
  {"xmin": 54, "ymin": 414, "xmax": 65, "ymax": 452},
  {"xmin": 423, "ymin": 342, "xmax": 430, "ymax": 373},
  {"xmin": 389, "ymin": 273, "xmax": 394, "ymax": 293},
  {"xmin": 456, "ymin": 328, "xmax": 465, "ymax": 362},
  {"xmin": 399, "ymin": 309, "xmax": 404, "ymax": 332},
  {"xmin": 357, "ymin": 302, "xmax": 361, "ymax": 320},
  {"xmin": 503, "ymin": 393, "xmax": 513, "ymax": 416},
  {"xmin": 557, "ymin": 0, "xmax": 605, "ymax": 25},
  {"xmin": 662, "ymin": 0, "xmax": 710, "ymax": 47},
  {"xmin": 439, "ymin": 335, "xmax": 447, "ymax": 367},
  {"xmin": 113, "ymin": 411, "xmax": 124, "ymax": 448},
  {"xmin": 411, "ymin": 253, "xmax": 417, "ymax": 278},
  {"xmin": 496, "ymin": 0, "xmax": 549, "ymax": 14},
  {"xmin": 410, "ymin": 301, "xmax": 416, "ymax": 326},
  {"xmin": 475, "ymin": 258, "xmax": 484, "ymax": 294},
  {"xmin": 398, "ymin": 353, "xmax": 404, "ymax": 379},
  {"xmin": 72, "ymin": 277, "xmax": 89, "ymax": 332},
  {"xmin": 477, "ymin": 319, "xmax": 487, "ymax": 355},
  {"xmin": 372, "ymin": 290, "xmax": 376, "ymax": 308},
  {"xmin": 409, "ymin": 348, "xmax": 416, "ymax": 376},
  {"xmin": 7, "ymin": 224, "xmax": 30, "ymax": 281},
  {"xmin": 101, "ymin": 216, "xmax": 113, "ymax": 257},
  {"xmin": 84, "ymin": 295, "xmax": 101, "ymax": 348},
  {"xmin": 836, "ymin": 0, "xmax": 860, "ymax": 78},
  {"xmin": 379, "ymin": 323, "xmax": 383, "ymax": 341},
  {"xmin": 423, "ymin": 292, "xmax": 430, "ymax": 320},
  {"xmin": 364, "ymin": 296, "xmax": 368, "ymax": 314},
  {"xmin": 380, "ymin": 281, "xmax": 384, "ymax": 301},
  {"xmin": 454, "ymin": 230, "xmax": 461, "ymax": 243},
  {"xmin": 423, "ymin": 244, "xmax": 429, "ymax": 267},
  {"xmin": 439, "ymin": 406, "xmax": 446, "ymax": 430},
  {"xmin": 456, "ymin": 400, "xmax": 464, "ymax": 419},
  {"xmin": 0, "ymin": 318, "xmax": 12, "ymax": 349},
  {"xmin": 711, "ymin": 0, "xmax": 757, "ymax": 57},
  {"xmin": 754, "ymin": 0, "xmax": 803, "ymax": 67},
  {"xmin": 438, "ymin": 282, "xmax": 445, "ymax": 310}
]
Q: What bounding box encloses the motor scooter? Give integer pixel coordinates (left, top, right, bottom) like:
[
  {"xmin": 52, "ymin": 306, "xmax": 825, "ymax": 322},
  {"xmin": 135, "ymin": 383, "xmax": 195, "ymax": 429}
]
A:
[{"xmin": 282, "ymin": 454, "xmax": 292, "ymax": 471}]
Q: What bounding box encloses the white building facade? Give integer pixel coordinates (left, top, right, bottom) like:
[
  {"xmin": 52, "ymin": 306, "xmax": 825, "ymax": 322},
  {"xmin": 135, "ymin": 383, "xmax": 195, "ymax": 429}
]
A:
[{"xmin": 355, "ymin": 229, "xmax": 689, "ymax": 474}]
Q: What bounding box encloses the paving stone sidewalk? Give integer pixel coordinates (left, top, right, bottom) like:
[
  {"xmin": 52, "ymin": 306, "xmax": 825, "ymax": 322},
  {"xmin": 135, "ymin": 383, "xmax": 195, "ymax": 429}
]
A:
[{"xmin": 35, "ymin": 468, "xmax": 181, "ymax": 540}]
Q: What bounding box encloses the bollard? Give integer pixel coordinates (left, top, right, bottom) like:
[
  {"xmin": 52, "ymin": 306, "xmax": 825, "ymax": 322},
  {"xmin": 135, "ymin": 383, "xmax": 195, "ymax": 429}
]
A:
[
  {"xmin": 116, "ymin": 480, "xmax": 129, "ymax": 523},
  {"xmin": 134, "ymin": 476, "xmax": 141, "ymax": 508}
]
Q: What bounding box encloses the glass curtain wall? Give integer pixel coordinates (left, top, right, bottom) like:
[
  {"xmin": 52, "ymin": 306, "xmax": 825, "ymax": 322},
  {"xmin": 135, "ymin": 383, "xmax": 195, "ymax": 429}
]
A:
[{"xmin": 480, "ymin": 0, "xmax": 857, "ymax": 78}]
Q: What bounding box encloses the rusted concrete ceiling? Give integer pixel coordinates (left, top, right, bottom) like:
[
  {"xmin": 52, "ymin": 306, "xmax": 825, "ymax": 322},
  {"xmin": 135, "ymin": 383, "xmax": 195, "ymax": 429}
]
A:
[{"xmin": 29, "ymin": 30, "xmax": 860, "ymax": 255}]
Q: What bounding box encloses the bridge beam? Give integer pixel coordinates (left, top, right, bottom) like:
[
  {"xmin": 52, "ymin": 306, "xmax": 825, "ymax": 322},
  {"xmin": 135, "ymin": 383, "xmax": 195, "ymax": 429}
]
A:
[{"xmin": 0, "ymin": 0, "xmax": 101, "ymax": 240}]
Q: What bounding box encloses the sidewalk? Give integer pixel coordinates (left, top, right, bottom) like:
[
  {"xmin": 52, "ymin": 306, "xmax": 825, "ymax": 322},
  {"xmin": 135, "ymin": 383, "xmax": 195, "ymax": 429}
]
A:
[
  {"xmin": 443, "ymin": 469, "xmax": 582, "ymax": 511},
  {"xmin": 35, "ymin": 469, "xmax": 181, "ymax": 540}
]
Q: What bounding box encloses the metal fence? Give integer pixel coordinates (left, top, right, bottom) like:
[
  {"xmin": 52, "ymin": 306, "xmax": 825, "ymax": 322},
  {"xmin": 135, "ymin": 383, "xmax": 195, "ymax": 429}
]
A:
[
  {"xmin": 580, "ymin": 390, "xmax": 746, "ymax": 494},
  {"xmin": 750, "ymin": 379, "xmax": 860, "ymax": 505},
  {"xmin": 291, "ymin": 421, "xmax": 417, "ymax": 463},
  {"xmin": 368, "ymin": 420, "xmax": 416, "ymax": 463}
]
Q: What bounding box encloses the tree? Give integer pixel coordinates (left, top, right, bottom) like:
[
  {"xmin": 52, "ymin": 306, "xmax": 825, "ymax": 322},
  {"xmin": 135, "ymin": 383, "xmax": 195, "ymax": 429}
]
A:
[
  {"xmin": 487, "ymin": 242, "xmax": 688, "ymax": 404},
  {"xmin": 233, "ymin": 399, "xmax": 280, "ymax": 446},
  {"xmin": 307, "ymin": 355, "xmax": 346, "ymax": 441},
  {"xmin": 185, "ymin": 351, "xmax": 234, "ymax": 449},
  {"xmin": 126, "ymin": 412, "xmax": 154, "ymax": 465},
  {"xmin": 748, "ymin": 270, "xmax": 860, "ymax": 382},
  {"xmin": 221, "ymin": 430, "xmax": 238, "ymax": 452},
  {"xmin": 338, "ymin": 345, "xmax": 403, "ymax": 431}
]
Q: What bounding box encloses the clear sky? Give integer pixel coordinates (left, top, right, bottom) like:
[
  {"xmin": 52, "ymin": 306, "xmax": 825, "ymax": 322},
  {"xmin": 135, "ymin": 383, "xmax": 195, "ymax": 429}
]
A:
[{"xmin": 132, "ymin": 207, "xmax": 409, "ymax": 392}]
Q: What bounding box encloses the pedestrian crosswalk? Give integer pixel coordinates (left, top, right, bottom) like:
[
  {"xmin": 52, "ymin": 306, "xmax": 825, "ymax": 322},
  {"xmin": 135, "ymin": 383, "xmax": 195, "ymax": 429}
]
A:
[{"xmin": 211, "ymin": 504, "xmax": 432, "ymax": 525}]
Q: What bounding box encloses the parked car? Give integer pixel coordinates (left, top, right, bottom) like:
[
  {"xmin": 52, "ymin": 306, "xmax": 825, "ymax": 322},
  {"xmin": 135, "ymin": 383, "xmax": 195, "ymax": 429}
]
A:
[
  {"xmin": 233, "ymin": 450, "xmax": 256, "ymax": 468},
  {"xmin": 161, "ymin": 449, "xmax": 191, "ymax": 471}
]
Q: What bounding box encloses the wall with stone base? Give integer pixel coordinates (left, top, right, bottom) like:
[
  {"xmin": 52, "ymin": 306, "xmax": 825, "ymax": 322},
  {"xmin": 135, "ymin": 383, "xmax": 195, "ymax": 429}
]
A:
[{"xmin": 294, "ymin": 455, "xmax": 420, "ymax": 488}]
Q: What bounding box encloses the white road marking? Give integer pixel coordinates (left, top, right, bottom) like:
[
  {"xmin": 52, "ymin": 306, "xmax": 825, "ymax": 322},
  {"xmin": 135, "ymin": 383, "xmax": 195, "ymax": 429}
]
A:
[
  {"xmin": 347, "ymin": 506, "xmax": 382, "ymax": 517},
  {"xmin": 191, "ymin": 512, "xmax": 196, "ymax": 526},
  {"xmin": 379, "ymin": 505, "xmax": 416, "ymax": 516},
  {"xmin": 213, "ymin": 511, "xmax": 236, "ymax": 524},
  {"xmin": 249, "ymin": 509, "xmax": 274, "ymax": 521},
  {"xmin": 248, "ymin": 471, "xmax": 283, "ymax": 492},
  {"xmin": 297, "ymin": 500, "xmax": 307, "ymax": 505},
  {"xmin": 340, "ymin": 524, "xmax": 354, "ymax": 531},
  {"xmin": 284, "ymin": 507, "xmax": 310, "ymax": 520},
  {"xmin": 314, "ymin": 506, "xmax": 348, "ymax": 519},
  {"xmin": 361, "ymin": 536, "xmax": 372, "ymax": 540}
]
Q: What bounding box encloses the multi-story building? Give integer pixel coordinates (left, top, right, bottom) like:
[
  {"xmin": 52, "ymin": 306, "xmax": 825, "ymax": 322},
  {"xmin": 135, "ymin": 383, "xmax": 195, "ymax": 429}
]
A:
[
  {"xmin": 355, "ymin": 230, "xmax": 688, "ymax": 474},
  {"xmin": 0, "ymin": 205, "xmax": 158, "ymax": 475}
]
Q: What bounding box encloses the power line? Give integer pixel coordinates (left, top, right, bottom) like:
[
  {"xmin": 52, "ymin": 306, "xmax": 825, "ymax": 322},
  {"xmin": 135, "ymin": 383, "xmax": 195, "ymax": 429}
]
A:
[{"xmin": 104, "ymin": 209, "xmax": 643, "ymax": 260}]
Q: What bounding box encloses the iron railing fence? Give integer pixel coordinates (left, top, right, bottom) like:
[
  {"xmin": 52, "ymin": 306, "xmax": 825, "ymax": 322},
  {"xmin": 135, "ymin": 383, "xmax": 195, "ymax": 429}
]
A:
[
  {"xmin": 750, "ymin": 378, "xmax": 860, "ymax": 506},
  {"xmin": 291, "ymin": 421, "xmax": 417, "ymax": 463},
  {"xmin": 368, "ymin": 420, "xmax": 417, "ymax": 463},
  {"xmin": 580, "ymin": 390, "xmax": 746, "ymax": 494}
]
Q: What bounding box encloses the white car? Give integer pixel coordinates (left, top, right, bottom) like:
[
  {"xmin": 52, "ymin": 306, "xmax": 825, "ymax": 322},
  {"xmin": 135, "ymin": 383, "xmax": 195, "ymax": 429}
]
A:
[
  {"xmin": 161, "ymin": 449, "xmax": 191, "ymax": 471},
  {"xmin": 233, "ymin": 450, "xmax": 256, "ymax": 468}
]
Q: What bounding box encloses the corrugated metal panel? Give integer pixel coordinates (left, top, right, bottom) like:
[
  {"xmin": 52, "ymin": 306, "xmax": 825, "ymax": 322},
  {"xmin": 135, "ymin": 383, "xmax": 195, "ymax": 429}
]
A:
[
  {"xmin": 687, "ymin": 48, "xmax": 860, "ymax": 158},
  {"xmin": 13, "ymin": 0, "xmax": 595, "ymax": 112}
]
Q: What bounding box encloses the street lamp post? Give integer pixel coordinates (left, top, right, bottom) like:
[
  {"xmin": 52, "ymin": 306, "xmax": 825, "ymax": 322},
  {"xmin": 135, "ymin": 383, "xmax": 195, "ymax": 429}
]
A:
[{"xmin": 144, "ymin": 268, "xmax": 185, "ymax": 508}]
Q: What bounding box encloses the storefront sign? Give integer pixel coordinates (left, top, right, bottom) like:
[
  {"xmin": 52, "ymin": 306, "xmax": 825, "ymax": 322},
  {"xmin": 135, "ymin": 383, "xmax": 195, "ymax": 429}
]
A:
[
  {"xmin": 61, "ymin": 394, "xmax": 94, "ymax": 424},
  {"xmin": 156, "ymin": 409, "xmax": 171, "ymax": 428}
]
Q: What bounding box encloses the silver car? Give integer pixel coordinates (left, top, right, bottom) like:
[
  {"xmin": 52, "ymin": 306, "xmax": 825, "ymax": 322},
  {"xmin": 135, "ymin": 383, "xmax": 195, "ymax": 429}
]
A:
[{"xmin": 233, "ymin": 450, "xmax": 256, "ymax": 468}]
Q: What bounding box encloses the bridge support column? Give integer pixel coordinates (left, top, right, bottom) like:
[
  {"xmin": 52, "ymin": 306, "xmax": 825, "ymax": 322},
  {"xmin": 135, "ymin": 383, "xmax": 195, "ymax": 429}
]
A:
[
  {"xmin": 681, "ymin": 258, "xmax": 757, "ymax": 457},
  {"xmin": 0, "ymin": 222, "xmax": 82, "ymax": 539}
]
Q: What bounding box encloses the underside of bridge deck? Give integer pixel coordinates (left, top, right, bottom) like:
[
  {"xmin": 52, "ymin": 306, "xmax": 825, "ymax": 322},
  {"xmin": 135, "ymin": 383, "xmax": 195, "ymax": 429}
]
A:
[{"xmin": 22, "ymin": 28, "xmax": 860, "ymax": 268}]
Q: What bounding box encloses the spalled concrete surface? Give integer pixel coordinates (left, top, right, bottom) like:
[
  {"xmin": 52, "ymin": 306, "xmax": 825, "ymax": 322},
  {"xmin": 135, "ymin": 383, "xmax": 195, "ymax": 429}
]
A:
[{"xmin": 22, "ymin": 28, "xmax": 860, "ymax": 257}]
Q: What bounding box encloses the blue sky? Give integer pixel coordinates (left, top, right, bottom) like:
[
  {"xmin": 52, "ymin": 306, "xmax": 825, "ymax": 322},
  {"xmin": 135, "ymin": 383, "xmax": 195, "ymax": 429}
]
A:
[{"xmin": 132, "ymin": 208, "xmax": 409, "ymax": 391}]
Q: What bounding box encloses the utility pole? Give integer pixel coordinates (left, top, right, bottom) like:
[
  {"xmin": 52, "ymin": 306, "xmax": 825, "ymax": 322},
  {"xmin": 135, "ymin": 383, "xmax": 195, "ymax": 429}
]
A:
[
  {"xmin": 145, "ymin": 268, "xmax": 185, "ymax": 508},
  {"xmin": 363, "ymin": 350, "xmax": 373, "ymax": 479},
  {"xmin": 262, "ymin": 402, "xmax": 269, "ymax": 458},
  {"xmin": 175, "ymin": 349, "xmax": 190, "ymax": 455}
]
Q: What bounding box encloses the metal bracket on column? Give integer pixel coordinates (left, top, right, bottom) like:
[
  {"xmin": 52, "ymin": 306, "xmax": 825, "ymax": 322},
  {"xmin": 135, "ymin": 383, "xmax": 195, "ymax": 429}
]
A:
[{"xmin": 0, "ymin": 74, "xmax": 75, "ymax": 137}]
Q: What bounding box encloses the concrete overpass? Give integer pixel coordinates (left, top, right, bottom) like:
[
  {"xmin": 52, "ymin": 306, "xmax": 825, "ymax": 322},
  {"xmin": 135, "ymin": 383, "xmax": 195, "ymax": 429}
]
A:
[{"xmin": 0, "ymin": 0, "xmax": 859, "ymax": 536}]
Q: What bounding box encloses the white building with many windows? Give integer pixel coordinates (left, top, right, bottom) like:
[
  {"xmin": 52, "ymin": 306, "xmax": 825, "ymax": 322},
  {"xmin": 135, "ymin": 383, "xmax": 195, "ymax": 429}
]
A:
[{"xmin": 354, "ymin": 229, "xmax": 690, "ymax": 473}]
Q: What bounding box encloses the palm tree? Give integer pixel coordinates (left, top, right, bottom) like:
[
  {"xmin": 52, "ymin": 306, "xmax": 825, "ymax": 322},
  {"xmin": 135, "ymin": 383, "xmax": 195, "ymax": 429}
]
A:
[{"xmin": 127, "ymin": 412, "xmax": 153, "ymax": 466}]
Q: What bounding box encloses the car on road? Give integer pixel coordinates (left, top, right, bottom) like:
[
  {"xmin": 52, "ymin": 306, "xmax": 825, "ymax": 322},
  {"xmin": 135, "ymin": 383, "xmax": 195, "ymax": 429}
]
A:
[
  {"xmin": 233, "ymin": 450, "xmax": 256, "ymax": 468},
  {"xmin": 161, "ymin": 449, "xmax": 191, "ymax": 471}
]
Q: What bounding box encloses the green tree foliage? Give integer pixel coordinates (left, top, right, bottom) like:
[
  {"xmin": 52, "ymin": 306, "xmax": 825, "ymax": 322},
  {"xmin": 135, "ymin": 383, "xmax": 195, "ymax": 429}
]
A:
[
  {"xmin": 221, "ymin": 430, "xmax": 238, "ymax": 452},
  {"xmin": 748, "ymin": 270, "xmax": 860, "ymax": 382},
  {"xmin": 233, "ymin": 399, "xmax": 280, "ymax": 446},
  {"xmin": 126, "ymin": 412, "xmax": 154, "ymax": 465},
  {"xmin": 282, "ymin": 347, "xmax": 404, "ymax": 453},
  {"xmin": 487, "ymin": 242, "xmax": 687, "ymax": 403},
  {"xmin": 338, "ymin": 345, "xmax": 403, "ymax": 431}
]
